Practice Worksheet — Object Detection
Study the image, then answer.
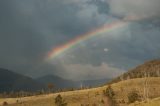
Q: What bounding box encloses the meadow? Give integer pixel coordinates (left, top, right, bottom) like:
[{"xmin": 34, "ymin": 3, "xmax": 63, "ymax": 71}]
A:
[{"xmin": 0, "ymin": 77, "xmax": 160, "ymax": 106}]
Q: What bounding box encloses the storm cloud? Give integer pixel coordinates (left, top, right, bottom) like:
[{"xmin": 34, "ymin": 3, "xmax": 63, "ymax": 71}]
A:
[{"xmin": 0, "ymin": 0, "xmax": 160, "ymax": 80}]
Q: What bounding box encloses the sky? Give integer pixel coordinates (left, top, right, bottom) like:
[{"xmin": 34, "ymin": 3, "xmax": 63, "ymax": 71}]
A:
[{"xmin": 0, "ymin": 0, "xmax": 160, "ymax": 80}]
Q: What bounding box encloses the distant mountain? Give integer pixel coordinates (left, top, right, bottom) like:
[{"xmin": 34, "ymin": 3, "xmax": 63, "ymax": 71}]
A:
[
  {"xmin": 36, "ymin": 75, "xmax": 77, "ymax": 89},
  {"xmin": 110, "ymin": 59, "xmax": 160, "ymax": 84},
  {"xmin": 0, "ymin": 68, "xmax": 45, "ymax": 92},
  {"xmin": 36, "ymin": 75, "xmax": 110, "ymax": 89}
]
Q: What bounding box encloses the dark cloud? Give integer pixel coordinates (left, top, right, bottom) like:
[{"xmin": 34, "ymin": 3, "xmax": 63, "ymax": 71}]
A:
[
  {"xmin": 0, "ymin": 0, "xmax": 160, "ymax": 80},
  {"xmin": 54, "ymin": 21, "xmax": 160, "ymax": 70}
]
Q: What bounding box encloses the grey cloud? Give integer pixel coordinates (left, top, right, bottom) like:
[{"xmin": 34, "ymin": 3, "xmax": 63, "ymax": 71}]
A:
[
  {"xmin": 0, "ymin": 0, "xmax": 160, "ymax": 80},
  {"xmin": 108, "ymin": 0, "xmax": 160, "ymax": 19},
  {"xmin": 61, "ymin": 63, "xmax": 125, "ymax": 80},
  {"xmin": 55, "ymin": 21, "xmax": 160, "ymax": 70},
  {"xmin": 0, "ymin": 0, "xmax": 111, "ymax": 78}
]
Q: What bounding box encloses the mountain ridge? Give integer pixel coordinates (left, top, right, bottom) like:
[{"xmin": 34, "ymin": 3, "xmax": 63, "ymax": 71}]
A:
[
  {"xmin": 0, "ymin": 68, "xmax": 45, "ymax": 92},
  {"xmin": 36, "ymin": 74, "xmax": 110, "ymax": 89}
]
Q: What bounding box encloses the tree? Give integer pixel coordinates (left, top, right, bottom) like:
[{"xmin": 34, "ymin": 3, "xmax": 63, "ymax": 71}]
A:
[
  {"xmin": 142, "ymin": 71, "xmax": 149, "ymax": 101},
  {"xmin": 47, "ymin": 83, "xmax": 54, "ymax": 93},
  {"xmin": 55, "ymin": 94, "xmax": 67, "ymax": 106}
]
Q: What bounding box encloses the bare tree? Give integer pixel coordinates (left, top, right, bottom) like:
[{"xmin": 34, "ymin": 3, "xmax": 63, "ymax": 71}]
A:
[
  {"xmin": 47, "ymin": 83, "xmax": 54, "ymax": 93},
  {"xmin": 143, "ymin": 71, "xmax": 149, "ymax": 101}
]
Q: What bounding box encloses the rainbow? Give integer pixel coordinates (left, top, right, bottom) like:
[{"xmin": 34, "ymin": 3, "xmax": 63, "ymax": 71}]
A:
[{"xmin": 46, "ymin": 20, "xmax": 128, "ymax": 60}]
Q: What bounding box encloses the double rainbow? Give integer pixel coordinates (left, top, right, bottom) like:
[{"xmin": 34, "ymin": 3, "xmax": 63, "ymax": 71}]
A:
[{"xmin": 46, "ymin": 20, "xmax": 128, "ymax": 60}]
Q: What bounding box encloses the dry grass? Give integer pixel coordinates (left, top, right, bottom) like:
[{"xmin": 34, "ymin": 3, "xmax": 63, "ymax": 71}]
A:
[
  {"xmin": 129, "ymin": 97, "xmax": 160, "ymax": 106},
  {"xmin": 0, "ymin": 77, "xmax": 160, "ymax": 106}
]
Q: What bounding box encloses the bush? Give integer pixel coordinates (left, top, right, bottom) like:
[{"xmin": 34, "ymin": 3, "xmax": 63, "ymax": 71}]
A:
[
  {"xmin": 103, "ymin": 85, "xmax": 115, "ymax": 99},
  {"xmin": 3, "ymin": 101, "xmax": 8, "ymax": 106},
  {"xmin": 101, "ymin": 99, "xmax": 104, "ymax": 104},
  {"xmin": 103, "ymin": 85, "xmax": 116, "ymax": 106},
  {"xmin": 128, "ymin": 90, "xmax": 140, "ymax": 103},
  {"xmin": 55, "ymin": 94, "xmax": 67, "ymax": 106}
]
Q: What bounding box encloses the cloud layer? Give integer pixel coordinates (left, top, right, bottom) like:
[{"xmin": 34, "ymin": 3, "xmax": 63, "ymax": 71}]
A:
[
  {"xmin": 62, "ymin": 63, "xmax": 125, "ymax": 80},
  {"xmin": 0, "ymin": 0, "xmax": 160, "ymax": 80},
  {"xmin": 108, "ymin": 0, "xmax": 160, "ymax": 19}
]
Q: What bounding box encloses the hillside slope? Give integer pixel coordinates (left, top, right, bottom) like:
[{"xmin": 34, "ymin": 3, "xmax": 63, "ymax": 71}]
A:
[
  {"xmin": 110, "ymin": 59, "xmax": 160, "ymax": 84},
  {"xmin": 1, "ymin": 77, "xmax": 160, "ymax": 106},
  {"xmin": 0, "ymin": 68, "xmax": 45, "ymax": 92}
]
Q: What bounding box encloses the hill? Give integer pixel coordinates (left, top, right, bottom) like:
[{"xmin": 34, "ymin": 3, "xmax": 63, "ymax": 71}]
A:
[
  {"xmin": 36, "ymin": 75, "xmax": 110, "ymax": 89},
  {"xmin": 110, "ymin": 59, "xmax": 160, "ymax": 84},
  {"xmin": 36, "ymin": 75, "xmax": 77, "ymax": 89},
  {"xmin": 1, "ymin": 77, "xmax": 160, "ymax": 106},
  {"xmin": 0, "ymin": 68, "xmax": 45, "ymax": 92},
  {"xmin": 1, "ymin": 59, "xmax": 160, "ymax": 105}
]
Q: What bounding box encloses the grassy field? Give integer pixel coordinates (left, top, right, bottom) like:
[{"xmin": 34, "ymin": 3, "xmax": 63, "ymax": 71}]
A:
[
  {"xmin": 129, "ymin": 97, "xmax": 160, "ymax": 106},
  {"xmin": 1, "ymin": 77, "xmax": 160, "ymax": 106}
]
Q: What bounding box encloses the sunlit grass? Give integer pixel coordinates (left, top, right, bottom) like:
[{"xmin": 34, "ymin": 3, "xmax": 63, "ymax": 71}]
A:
[{"xmin": 0, "ymin": 77, "xmax": 160, "ymax": 106}]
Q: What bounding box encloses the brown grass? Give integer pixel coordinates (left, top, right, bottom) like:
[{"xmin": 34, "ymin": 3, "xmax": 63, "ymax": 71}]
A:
[{"xmin": 0, "ymin": 77, "xmax": 160, "ymax": 106}]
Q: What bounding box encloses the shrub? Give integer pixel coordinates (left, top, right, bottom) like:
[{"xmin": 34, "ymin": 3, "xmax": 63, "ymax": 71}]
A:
[
  {"xmin": 103, "ymin": 85, "xmax": 115, "ymax": 99},
  {"xmin": 128, "ymin": 90, "xmax": 140, "ymax": 103},
  {"xmin": 3, "ymin": 101, "xmax": 8, "ymax": 106},
  {"xmin": 103, "ymin": 86, "xmax": 116, "ymax": 106},
  {"xmin": 101, "ymin": 99, "xmax": 104, "ymax": 104},
  {"xmin": 55, "ymin": 94, "xmax": 67, "ymax": 106}
]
